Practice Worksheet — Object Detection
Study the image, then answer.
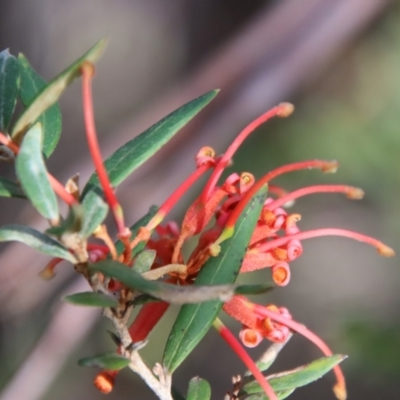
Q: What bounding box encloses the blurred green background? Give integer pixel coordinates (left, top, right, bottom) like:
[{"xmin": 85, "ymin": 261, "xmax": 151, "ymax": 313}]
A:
[{"xmin": 0, "ymin": 1, "xmax": 399, "ymax": 399}]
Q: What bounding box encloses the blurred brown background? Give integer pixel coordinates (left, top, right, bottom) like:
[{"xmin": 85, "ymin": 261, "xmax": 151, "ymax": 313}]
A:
[{"xmin": 0, "ymin": 0, "xmax": 399, "ymax": 399}]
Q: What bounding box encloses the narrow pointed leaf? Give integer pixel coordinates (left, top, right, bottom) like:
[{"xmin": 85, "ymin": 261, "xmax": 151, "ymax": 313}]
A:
[
  {"xmin": 0, "ymin": 49, "xmax": 19, "ymax": 132},
  {"xmin": 15, "ymin": 123, "xmax": 59, "ymax": 221},
  {"xmin": 243, "ymin": 388, "xmax": 295, "ymax": 400},
  {"xmin": 186, "ymin": 377, "xmax": 211, "ymax": 400},
  {"xmin": 245, "ymin": 334, "xmax": 293, "ymax": 376},
  {"xmin": 80, "ymin": 189, "xmax": 109, "ymax": 238},
  {"xmin": 234, "ymin": 283, "xmax": 273, "ymax": 295},
  {"xmin": 0, "ymin": 224, "xmax": 76, "ymax": 263},
  {"xmin": 114, "ymin": 205, "xmax": 159, "ymax": 257},
  {"xmin": 12, "ymin": 39, "xmax": 106, "ymax": 144},
  {"xmin": 63, "ymin": 291, "xmax": 118, "ymax": 308},
  {"xmin": 0, "ymin": 177, "xmax": 26, "ymax": 198},
  {"xmin": 78, "ymin": 353, "xmax": 130, "ymax": 370},
  {"xmin": 90, "ymin": 260, "xmax": 249, "ymax": 304},
  {"xmin": 163, "ymin": 186, "xmax": 268, "ymax": 372},
  {"xmin": 18, "ymin": 53, "xmax": 62, "ymax": 157},
  {"xmin": 241, "ymin": 354, "xmax": 347, "ymax": 395},
  {"xmin": 82, "ymin": 90, "xmax": 218, "ymax": 197}
]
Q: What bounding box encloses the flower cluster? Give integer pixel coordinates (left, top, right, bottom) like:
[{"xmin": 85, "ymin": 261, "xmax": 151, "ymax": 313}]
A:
[
  {"xmin": 3, "ymin": 43, "xmax": 394, "ymax": 400},
  {"xmin": 90, "ymin": 102, "xmax": 394, "ymax": 400}
]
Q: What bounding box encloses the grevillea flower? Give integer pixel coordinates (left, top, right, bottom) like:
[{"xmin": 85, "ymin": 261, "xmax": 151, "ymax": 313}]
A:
[{"xmin": 88, "ymin": 101, "xmax": 394, "ymax": 399}]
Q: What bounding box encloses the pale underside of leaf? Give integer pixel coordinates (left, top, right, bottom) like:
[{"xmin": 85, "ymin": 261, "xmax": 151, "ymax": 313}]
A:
[
  {"xmin": 0, "ymin": 224, "xmax": 77, "ymax": 263},
  {"xmin": 15, "ymin": 122, "xmax": 59, "ymax": 222}
]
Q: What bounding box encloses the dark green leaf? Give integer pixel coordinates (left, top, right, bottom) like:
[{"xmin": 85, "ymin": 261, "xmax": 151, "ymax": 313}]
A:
[
  {"xmin": 90, "ymin": 260, "xmax": 247, "ymax": 304},
  {"xmin": 18, "ymin": 53, "xmax": 62, "ymax": 157},
  {"xmin": 186, "ymin": 377, "xmax": 211, "ymax": 400},
  {"xmin": 0, "ymin": 177, "xmax": 26, "ymax": 198},
  {"xmin": 12, "ymin": 39, "xmax": 106, "ymax": 144},
  {"xmin": 114, "ymin": 205, "xmax": 158, "ymax": 257},
  {"xmin": 162, "ymin": 186, "xmax": 268, "ymax": 373},
  {"xmin": 82, "ymin": 90, "xmax": 218, "ymax": 197},
  {"xmin": 234, "ymin": 283, "xmax": 273, "ymax": 295},
  {"xmin": 241, "ymin": 354, "xmax": 347, "ymax": 396},
  {"xmin": 0, "ymin": 49, "xmax": 19, "ymax": 132},
  {"xmin": 15, "ymin": 122, "xmax": 59, "ymax": 222},
  {"xmin": 129, "ymin": 294, "xmax": 158, "ymax": 306},
  {"xmin": 78, "ymin": 352, "xmax": 130, "ymax": 370},
  {"xmin": 243, "ymin": 388, "xmax": 295, "ymax": 400},
  {"xmin": 80, "ymin": 189, "xmax": 109, "ymax": 238},
  {"xmin": 172, "ymin": 387, "xmax": 186, "ymax": 400},
  {"xmin": 0, "ymin": 224, "xmax": 76, "ymax": 263},
  {"xmin": 63, "ymin": 291, "xmax": 118, "ymax": 308}
]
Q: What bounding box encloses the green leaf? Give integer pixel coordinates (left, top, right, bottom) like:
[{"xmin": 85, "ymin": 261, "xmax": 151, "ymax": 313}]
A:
[
  {"xmin": 129, "ymin": 294, "xmax": 159, "ymax": 306},
  {"xmin": 12, "ymin": 39, "xmax": 106, "ymax": 145},
  {"xmin": 78, "ymin": 352, "xmax": 130, "ymax": 370},
  {"xmin": 80, "ymin": 189, "xmax": 109, "ymax": 238},
  {"xmin": 114, "ymin": 205, "xmax": 159, "ymax": 257},
  {"xmin": 18, "ymin": 53, "xmax": 62, "ymax": 158},
  {"xmin": 0, "ymin": 224, "xmax": 77, "ymax": 263},
  {"xmin": 242, "ymin": 388, "xmax": 294, "ymax": 400},
  {"xmin": 0, "ymin": 177, "xmax": 26, "ymax": 198},
  {"xmin": 15, "ymin": 122, "xmax": 59, "ymax": 222},
  {"xmin": 63, "ymin": 291, "xmax": 118, "ymax": 308},
  {"xmin": 234, "ymin": 283, "xmax": 273, "ymax": 295},
  {"xmin": 186, "ymin": 377, "xmax": 211, "ymax": 400},
  {"xmin": 132, "ymin": 249, "xmax": 156, "ymax": 274},
  {"xmin": 82, "ymin": 90, "xmax": 218, "ymax": 197},
  {"xmin": 162, "ymin": 186, "xmax": 268, "ymax": 373},
  {"xmin": 90, "ymin": 260, "xmax": 249, "ymax": 304},
  {"xmin": 241, "ymin": 354, "xmax": 347, "ymax": 396},
  {"xmin": 0, "ymin": 49, "xmax": 19, "ymax": 132},
  {"xmin": 245, "ymin": 334, "xmax": 293, "ymax": 376}
]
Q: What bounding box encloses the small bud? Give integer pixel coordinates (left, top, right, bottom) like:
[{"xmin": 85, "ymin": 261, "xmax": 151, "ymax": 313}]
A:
[{"xmin": 65, "ymin": 174, "xmax": 80, "ymax": 200}]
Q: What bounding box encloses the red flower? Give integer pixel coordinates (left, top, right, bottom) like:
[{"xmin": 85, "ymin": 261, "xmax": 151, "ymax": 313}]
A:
[{"xmin": 92, "ymin": 102, "xmax": 394, "ymax": 400}]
